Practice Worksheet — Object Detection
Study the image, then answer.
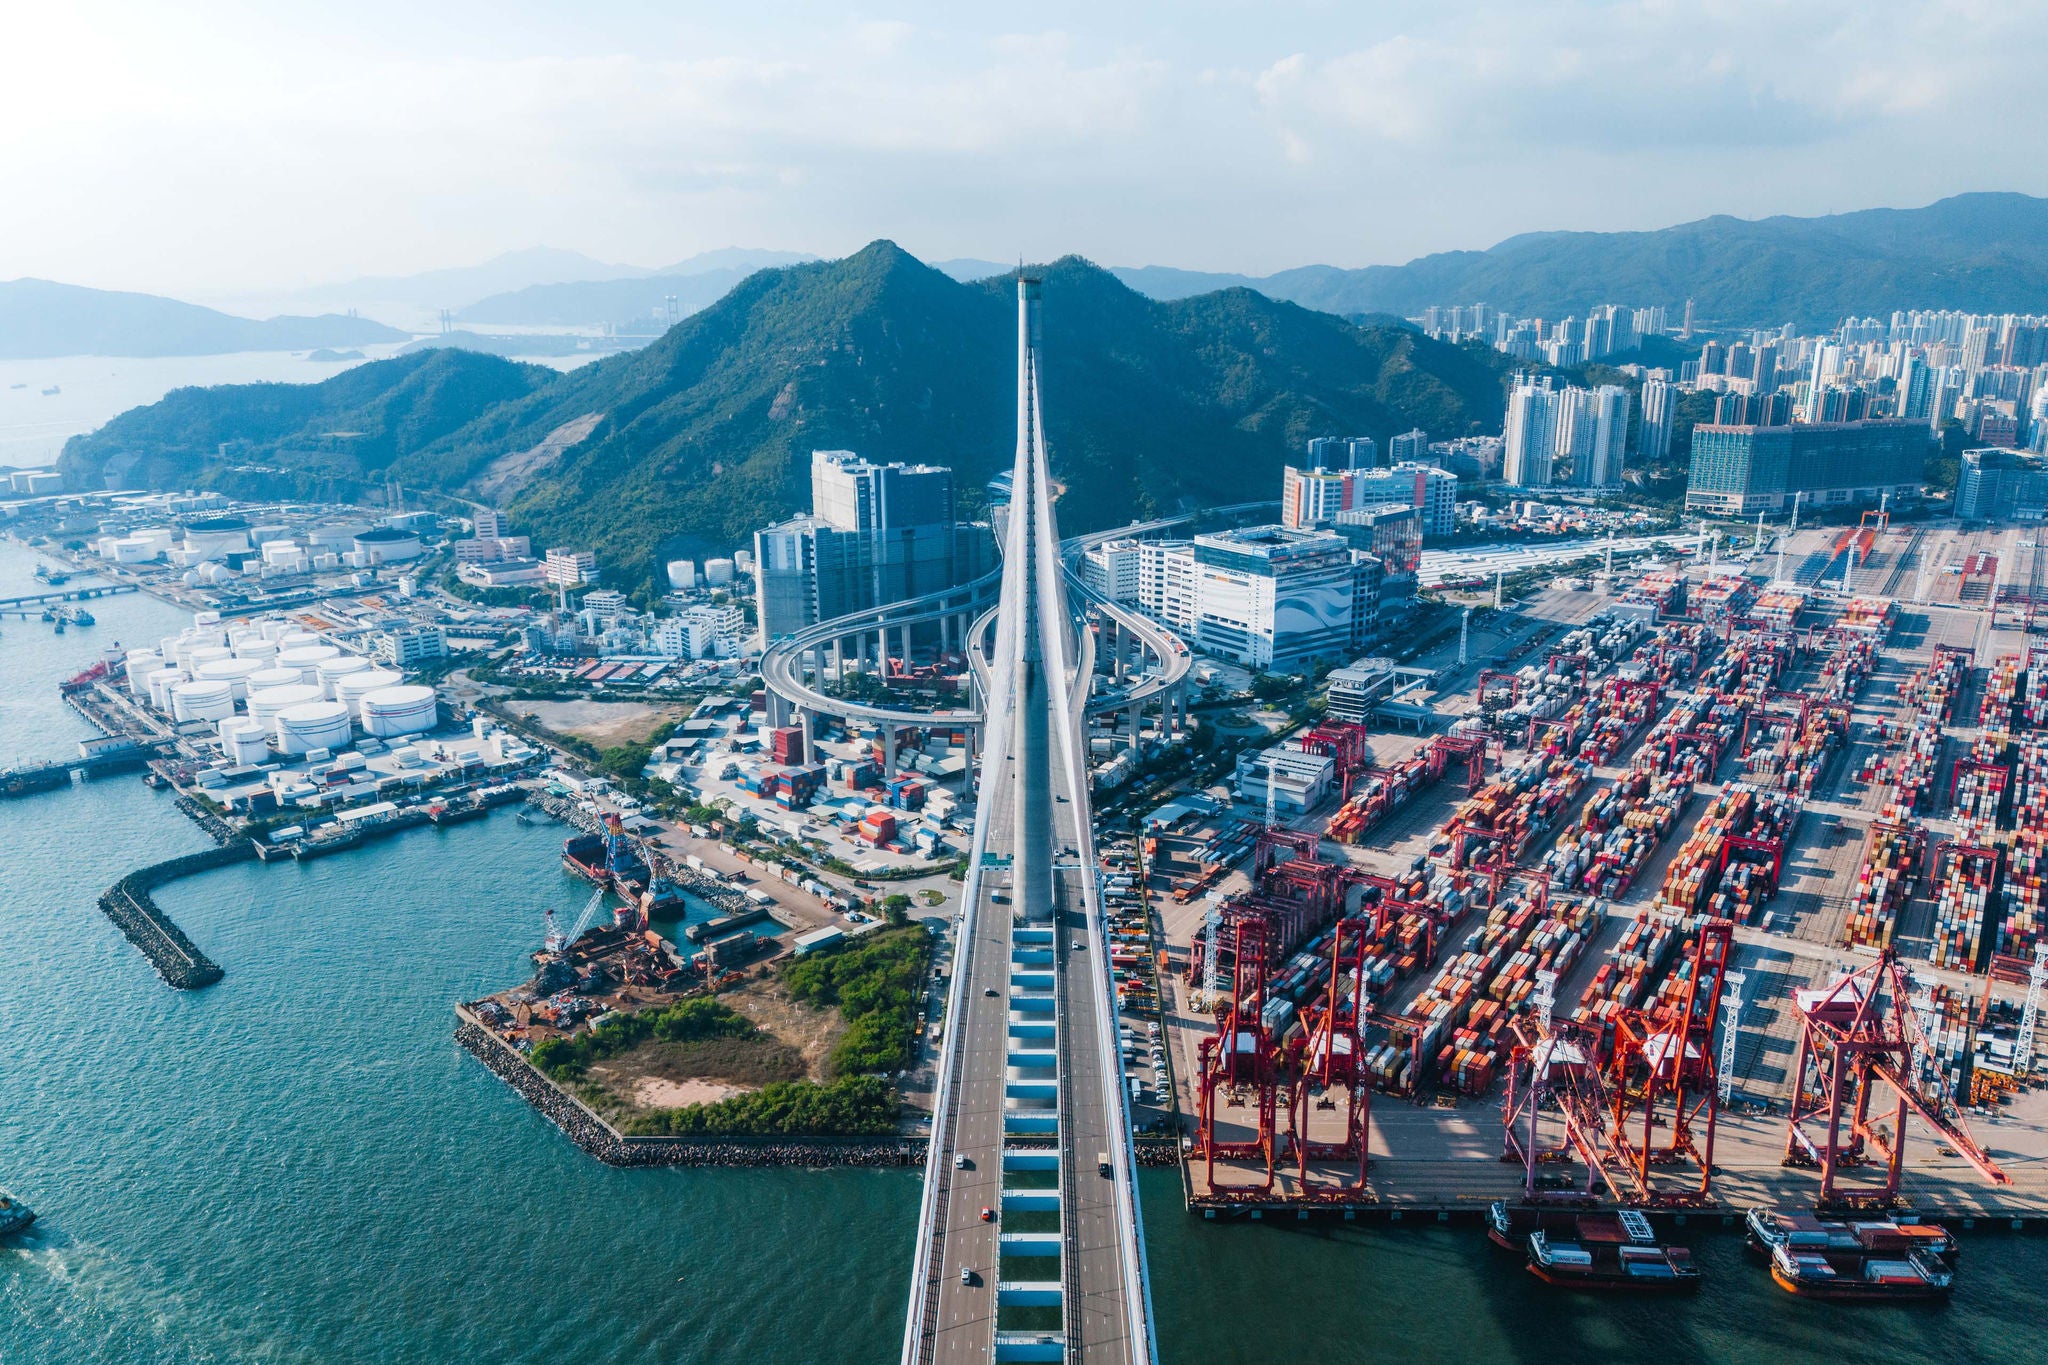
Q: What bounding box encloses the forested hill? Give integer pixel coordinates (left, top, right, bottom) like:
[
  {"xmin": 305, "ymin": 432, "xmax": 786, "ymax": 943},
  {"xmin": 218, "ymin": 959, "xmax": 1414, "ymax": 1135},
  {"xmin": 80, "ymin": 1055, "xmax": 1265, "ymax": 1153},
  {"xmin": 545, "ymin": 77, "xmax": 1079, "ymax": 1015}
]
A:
[
  {"xmin": 1114, "ymin": 192, "xmax": 2048, "ymax": 329},
  {"xmin": 0, "ymin": 278, "xmax": 406, "ymax": 359},
  {"xmin": 60, "ymin": 243, "xmax": 1507, "ymax": 588}
]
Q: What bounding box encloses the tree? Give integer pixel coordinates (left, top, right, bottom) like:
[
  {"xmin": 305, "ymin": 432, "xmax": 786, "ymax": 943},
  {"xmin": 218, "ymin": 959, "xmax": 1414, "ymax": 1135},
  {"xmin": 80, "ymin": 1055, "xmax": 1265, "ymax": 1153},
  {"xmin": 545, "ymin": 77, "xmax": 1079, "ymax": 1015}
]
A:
[{"xmin": 881, "ymin": 893, "xmax": 912, "ymax": 927}]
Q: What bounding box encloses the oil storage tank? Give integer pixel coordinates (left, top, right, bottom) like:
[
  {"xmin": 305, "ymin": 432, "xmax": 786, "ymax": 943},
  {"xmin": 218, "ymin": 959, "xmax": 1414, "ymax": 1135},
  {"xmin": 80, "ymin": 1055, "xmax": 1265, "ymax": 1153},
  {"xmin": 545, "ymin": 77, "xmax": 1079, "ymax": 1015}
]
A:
[
  {"xmin": 334, "ymin": 669, "xmax": 404, "ymax": 712},
  {"xmin": 275, "ymin": 700, "xmax": 354, "ymax": 755},
  {"xmin": 195, "ymin": 657, "xmax": 264, "ymax": 699},
  {"xmin": 247, "ymin": 682, "xmax": 324, "ymax": 728},
  {"xmin": 146, "ymin": 668, "xmax": 188, "ymax": 712},
  {"xmin": 171, "ymin": 679, "xmax": 236, "ymax": 723},
  {"xmin": 358, "ymin": 684, "xmax": 438, "ymax": 738},
  {"xmin": 316, "ymin": 655, "xmax": 373, "ymax": 698}
]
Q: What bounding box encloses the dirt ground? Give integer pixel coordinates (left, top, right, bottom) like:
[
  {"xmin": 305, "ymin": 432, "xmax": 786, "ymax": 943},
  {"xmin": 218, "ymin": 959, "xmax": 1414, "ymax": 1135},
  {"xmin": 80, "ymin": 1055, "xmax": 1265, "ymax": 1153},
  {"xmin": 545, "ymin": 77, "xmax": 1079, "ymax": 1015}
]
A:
[
  {"xmin": 579, "ymin": 974, "xmax": 847, "ymax": 1119},
  {"xmin": 517, "ymin": 698, "xmax": 693, "ymax": 747}
]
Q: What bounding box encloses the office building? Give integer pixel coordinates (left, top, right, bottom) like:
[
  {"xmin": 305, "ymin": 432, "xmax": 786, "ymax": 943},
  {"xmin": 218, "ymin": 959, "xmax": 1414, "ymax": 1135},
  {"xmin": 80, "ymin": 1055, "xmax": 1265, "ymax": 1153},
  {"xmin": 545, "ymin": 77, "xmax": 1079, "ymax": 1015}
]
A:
[
  {"xmin": 1134, "ymin": 527, "xmax": 1377, "ymax": 670},
  {"xmin": 1306, "ymin": 435, "xmax": 1379, "ymax": 471},
  {"xmin": 544, "ymin": 548, "xmax": 596, "ymax": 588},
  {"xmin": 1283, "ymin": 462, "xmax": 1455, "ymax": 538},
  {"xmin": 1955, "ymin": 449, "xmax": 2048, "ymax": 521},
  {"xmin": 1078, "ymin": 537, "xmax": 1143, "ymax": 602},
  {"xmin": 1388, "ymin": 429, "xmax": 1429, "ymax": 464},
  {"xmin": 1503, "ymin": 375, "xmax": 1562, "ymax": 488},
  {"xmin": 374, "ymin": 624, "xmax": 447, "ymax": 668},
  {"xmin": 753, "ymin": 449, "xmax": 994, "ymax": 642},
  {"xmin": 654, "ymin": 604, "xmax": 747, "ymax": 659},
  {"xmin": 1685, "ymin": 419, "xmax": 1929, "ymax": 514}
]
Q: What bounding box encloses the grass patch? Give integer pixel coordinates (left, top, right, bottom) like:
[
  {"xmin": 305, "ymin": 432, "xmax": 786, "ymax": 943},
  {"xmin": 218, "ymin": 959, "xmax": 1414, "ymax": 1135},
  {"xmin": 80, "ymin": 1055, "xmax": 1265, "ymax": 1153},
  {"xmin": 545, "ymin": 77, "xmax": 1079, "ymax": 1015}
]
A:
[{"xmin": 782, "ymin": 926, "xmax": 929, "ymax": 1077}]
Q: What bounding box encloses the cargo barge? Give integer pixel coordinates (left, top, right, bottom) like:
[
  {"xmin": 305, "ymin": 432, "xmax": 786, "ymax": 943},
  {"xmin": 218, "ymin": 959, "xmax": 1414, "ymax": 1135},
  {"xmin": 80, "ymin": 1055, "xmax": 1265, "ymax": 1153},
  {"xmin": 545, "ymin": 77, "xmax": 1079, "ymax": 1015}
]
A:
[
  {"xmin": 1743, "ymin": 1207, "xmax": 1956, "ymax": 1264},
  {"xmin": 562, "ymin": 832, "xmax": 649, "ymax": 889},
  {"xmin": 428, "ymin": 801, "xmax": 488, "ymax": 827},
  {"xmin": 1524, "ymin": 1209, "xmax": 1701, "ymax": 1292},
  {"xmin": 1485, "ymin": 1199, "xmax": 1600, "ymax": 1251},
  {"xmin": 1767, "ymin": 1242, "xmax": 1953, "ymax": 1301}
]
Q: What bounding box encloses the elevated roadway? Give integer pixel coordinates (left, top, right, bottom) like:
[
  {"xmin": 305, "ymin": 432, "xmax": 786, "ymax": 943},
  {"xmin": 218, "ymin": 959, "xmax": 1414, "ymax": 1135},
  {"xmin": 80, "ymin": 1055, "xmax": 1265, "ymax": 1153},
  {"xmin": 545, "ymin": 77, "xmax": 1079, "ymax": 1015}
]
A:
[{"xmin": 903, "ymin": 277, "xmax": 1154, "ymax": 1365}]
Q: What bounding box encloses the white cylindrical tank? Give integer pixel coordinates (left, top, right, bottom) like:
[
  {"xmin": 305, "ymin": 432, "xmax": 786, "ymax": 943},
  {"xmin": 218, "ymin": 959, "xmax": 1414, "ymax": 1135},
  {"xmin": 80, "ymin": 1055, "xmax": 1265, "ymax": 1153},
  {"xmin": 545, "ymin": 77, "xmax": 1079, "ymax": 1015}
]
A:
[
  {"xmin": 704, "ymin": 557, "xmax": 735, "ymax": 586},
  {"xmin": 260, "ymin": 619, "xmax": 290, "ymax": 643},
  {"xmin": 195, "ymin": 657, "xmax": 264, "ymax": 699},
  {"xmin": 665, "ymin": 559, "xmax": 697, "ymax": 591},
  {"xmin": 315, "ymin": 655, "xmax": 372, "ymax": 698},
  {"xmin": 279, "ymin": 632, "xmax": 320, "ymax": 650},
  {"xmin": 246, "ymin": 666, "xmax": 302, "ymax": 694},
  {"xmin": 278, "ymin": 644, "xmax": 339, "ymax": 671},
  {"xmin": 334, "ymin": 669, "xmax": 405, "ymax": 711},
  {"xmin": 221, "ymin": 719, "xmax": 271, "ymax": 766},
  {"xmin": 247, "ymin": 682, "xmax": 324, "ymax": 727},
  {"xmin": 193, "ymin": 610, "xmax": 223, "ymax": 629},
  {"xmin": 358, "ymin": 684, "xmax": 438, "ymax": 738},
  {"xmin": 171, "ymin": 679, "xmax": 235, "ymax": 723},
  {"xmin": 146, "ymin": 667, "xmax": 188, "ymax": 712},
  {"xmin": 275, "ymin": 701, "xmax": 354, "ymax": 755},
  {"xmin": 122, "ymin": 651, "xmax": 163, "ymax": 695},
  {"xmin": 233, "ymin": 638, "xmax": 279, "ymax": 663},
  {"xmin": 187, "ymin": 644, "xmax": 233, "ymax": 670}
]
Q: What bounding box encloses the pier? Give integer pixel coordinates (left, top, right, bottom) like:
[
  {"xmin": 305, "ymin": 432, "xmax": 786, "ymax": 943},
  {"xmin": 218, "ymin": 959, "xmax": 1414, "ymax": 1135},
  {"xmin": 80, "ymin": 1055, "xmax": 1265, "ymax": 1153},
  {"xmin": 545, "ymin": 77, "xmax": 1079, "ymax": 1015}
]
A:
[
  {"xmin": 0, "ymin": 740, "xmax": 163, "ymax": 799},
  {"xmin": 0, "ymin": 583, "xmax": 138, "ymax": 618}
]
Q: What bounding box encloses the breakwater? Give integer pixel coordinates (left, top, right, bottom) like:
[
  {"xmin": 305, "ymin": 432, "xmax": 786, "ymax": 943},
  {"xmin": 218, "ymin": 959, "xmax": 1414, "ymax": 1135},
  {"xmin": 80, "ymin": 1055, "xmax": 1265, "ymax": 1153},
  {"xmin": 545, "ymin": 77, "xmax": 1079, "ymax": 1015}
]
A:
[
  {"xmin": 455, "ymin": 1013, "xmax": 925, "ymax": 1168},
  {"xmin": 97, "ymin": 843, "xmax": 254, "ymax": 988}
]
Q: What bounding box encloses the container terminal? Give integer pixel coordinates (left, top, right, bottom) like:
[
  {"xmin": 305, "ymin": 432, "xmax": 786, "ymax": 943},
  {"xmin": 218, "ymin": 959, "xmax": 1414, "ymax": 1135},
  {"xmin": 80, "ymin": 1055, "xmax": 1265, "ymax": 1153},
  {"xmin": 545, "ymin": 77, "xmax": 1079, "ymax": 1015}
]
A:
[{"xmin": 1099, "ymin": 521, "xmax": 2048, "ymax": 1264}]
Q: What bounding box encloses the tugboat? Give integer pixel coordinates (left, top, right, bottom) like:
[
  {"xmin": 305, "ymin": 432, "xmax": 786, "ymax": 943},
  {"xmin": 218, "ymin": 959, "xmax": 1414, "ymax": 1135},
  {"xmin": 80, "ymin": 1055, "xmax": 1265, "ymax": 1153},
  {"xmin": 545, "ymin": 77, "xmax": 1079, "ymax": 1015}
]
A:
[
  {"xmin": 1745, "ymin": 1207, "xmax": 1957, "ymax": 1265},
  {"xmin": 0, "ymin": 1189, "xmax": 35, "ymax": 1237},
  {"xmin": 1525, "ymin": 1209, "xmax": 1701, "ymax": 1292},
  {"xmin": 33, "ymin": 563, "xmax": 70, "ymax": 584},
  {"xmin": 68, "ymin": 607, "xmax": 95, "ymax": 627}
]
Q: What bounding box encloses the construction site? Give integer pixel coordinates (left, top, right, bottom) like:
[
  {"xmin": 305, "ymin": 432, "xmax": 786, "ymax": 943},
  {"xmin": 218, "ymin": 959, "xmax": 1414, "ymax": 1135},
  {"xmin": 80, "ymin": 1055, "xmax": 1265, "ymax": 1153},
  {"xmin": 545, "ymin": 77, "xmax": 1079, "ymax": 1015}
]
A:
[{"xmin": 1134, "ymin": 517, "xmax": 2048, "ymax": 1230}]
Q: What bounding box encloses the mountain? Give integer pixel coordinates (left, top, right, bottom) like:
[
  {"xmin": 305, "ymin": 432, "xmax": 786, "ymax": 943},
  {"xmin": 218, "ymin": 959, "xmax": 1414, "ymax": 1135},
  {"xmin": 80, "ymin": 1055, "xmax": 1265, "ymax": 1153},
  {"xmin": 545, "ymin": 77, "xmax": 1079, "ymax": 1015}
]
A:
[
  {"xmin": 0, "ymin": 279, "xmax": 408, "ymax": 360},
  {"xmin": 61, "ymin": 348, "xmax": 555, "ymax": 491},
  {"xmin": 1108, "ymin": 193, "xmax": 2048, "ymax": 329},
  {"xmin": 62, "ymin": 243, "xmax": 1504, "ymax": 586},
  {"xmin": 932, "ymin": 259, "xmax": 1012, "ymax": 283},
  {"xmin": 650, "ymin": 249, "xmax": 816, "ymax": 277},
  {"xmin": 289, "ymin": 247, "xmax": 651, "ymax": 314},
  {"xmin": 455, "ymin": 268, "xmax": 767, "ymax": 330}
]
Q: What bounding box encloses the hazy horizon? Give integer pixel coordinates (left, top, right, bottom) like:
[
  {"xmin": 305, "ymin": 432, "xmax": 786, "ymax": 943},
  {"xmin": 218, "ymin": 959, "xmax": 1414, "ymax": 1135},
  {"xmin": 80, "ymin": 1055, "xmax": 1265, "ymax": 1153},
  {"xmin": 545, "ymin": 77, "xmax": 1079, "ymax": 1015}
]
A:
[{"xmin": 6, "ymin": 1, "xmax": 2047, "ymax": 303}]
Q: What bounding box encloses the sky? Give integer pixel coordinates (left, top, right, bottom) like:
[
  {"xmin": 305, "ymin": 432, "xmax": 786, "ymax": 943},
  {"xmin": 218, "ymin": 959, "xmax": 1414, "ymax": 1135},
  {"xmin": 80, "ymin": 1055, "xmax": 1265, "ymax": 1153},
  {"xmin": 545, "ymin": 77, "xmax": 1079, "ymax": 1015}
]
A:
[{"xmin": 4, "ymin": 0, "xmax": 2045, "ymax": 301}]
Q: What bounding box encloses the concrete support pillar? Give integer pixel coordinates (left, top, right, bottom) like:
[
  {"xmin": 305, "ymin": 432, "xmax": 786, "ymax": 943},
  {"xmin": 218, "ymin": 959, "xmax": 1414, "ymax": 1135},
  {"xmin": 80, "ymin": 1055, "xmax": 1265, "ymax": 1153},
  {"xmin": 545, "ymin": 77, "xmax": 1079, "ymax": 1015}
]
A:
[
  {"xmin": 1128, "ymin": 703, "xmax": 1143, "ymax": 754},
  {"xmin": 767, "ymin": 691, "xmax": 792, "ymax": 728},
  {"xmin": 882, "ymin": 724, "xmax": 899, "ymax": 779}
]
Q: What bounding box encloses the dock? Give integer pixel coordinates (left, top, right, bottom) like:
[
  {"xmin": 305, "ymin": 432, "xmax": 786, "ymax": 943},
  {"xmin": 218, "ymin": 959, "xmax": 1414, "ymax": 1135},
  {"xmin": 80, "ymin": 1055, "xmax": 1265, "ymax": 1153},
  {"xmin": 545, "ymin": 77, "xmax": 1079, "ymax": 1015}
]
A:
[
  {"xmin": 95, "ymin": 844, "xmax": 254, "ymax": 989},
  {"xmin": 0, "ymin": 583, "xmax": 137, "ymax": 618}
]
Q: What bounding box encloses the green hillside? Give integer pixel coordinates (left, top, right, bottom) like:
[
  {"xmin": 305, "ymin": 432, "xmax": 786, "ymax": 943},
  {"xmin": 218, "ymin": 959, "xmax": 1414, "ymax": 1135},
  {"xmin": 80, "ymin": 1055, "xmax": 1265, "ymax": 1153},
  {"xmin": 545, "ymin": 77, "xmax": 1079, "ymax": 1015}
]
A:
[{"xmin": 60, "ymin": 243, "xmax": 1507, "ymax": 589}]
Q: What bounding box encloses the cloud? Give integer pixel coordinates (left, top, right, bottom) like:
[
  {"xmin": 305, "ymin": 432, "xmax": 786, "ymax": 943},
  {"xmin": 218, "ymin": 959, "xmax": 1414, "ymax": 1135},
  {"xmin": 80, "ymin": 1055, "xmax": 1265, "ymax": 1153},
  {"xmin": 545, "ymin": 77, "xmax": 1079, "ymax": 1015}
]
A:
[{"xmin": 0, "ymin": 1, "xmax": 2045, "ymax": 293}]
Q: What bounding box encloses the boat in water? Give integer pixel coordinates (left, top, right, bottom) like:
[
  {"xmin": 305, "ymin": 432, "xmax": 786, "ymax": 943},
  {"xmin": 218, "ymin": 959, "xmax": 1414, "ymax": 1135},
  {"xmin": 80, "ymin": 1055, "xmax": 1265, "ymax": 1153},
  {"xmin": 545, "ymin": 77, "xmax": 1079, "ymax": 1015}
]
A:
[
  {"xmin": 1745, "ymin": 1207, "xmax": 1956, "ymax": 1265},
  {"xmin": 1525, "ymin": 1209, "xmax": 1701, "ymax": 1292},
  {"xmin": 1767, "ymin": 1240, "xmax": 1953, "ymax": 1301},
  {"xmin": 33, "ymin": 564, "xmax": 70, "ymax": 584},
  {"xmin": 1486, "ymin": 1199, "xmax": 1602, "ymax": 1252},
  {"xmin": 563, "ymin": 833, "xmax": 613, "ymax": 885},
  {"xmin": 68, "ymin": 607, "xmax": 94, "ymax": 626},
  {"xmin": 0, "ymin": 1190, "xmax": 35, "ymax": 1237},
  {"xmin": 428, "ymin": 801, "xmax": 487, "ymax": 827}
]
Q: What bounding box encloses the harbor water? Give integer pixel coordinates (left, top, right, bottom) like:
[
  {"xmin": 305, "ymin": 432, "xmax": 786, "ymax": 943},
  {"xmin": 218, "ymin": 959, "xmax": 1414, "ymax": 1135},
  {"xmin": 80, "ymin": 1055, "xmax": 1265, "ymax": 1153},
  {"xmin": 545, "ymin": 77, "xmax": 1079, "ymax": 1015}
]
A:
[{"xmin": 4, "ymin": 536, "xmax": 2047, "ymax": 1363}]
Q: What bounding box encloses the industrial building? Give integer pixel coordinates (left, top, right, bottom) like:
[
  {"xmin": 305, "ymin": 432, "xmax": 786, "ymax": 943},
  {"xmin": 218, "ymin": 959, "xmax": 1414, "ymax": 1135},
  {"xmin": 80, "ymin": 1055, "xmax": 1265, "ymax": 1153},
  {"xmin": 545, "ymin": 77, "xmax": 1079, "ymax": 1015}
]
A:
[
  {"xmin": 1955, "ymin": 448, "xmax": 2048, "ymax": 521},
  {"xmin": 1231, "ymin": 745, "xmax": 1335, "ymax": 813},
  {"xmin": 753, "ymin": 449, "xmax": 994, "ymax": 643},
  {"xmin": 1283, "ymin": 462, "xmax": 1456, "ymax": 539},
  {"xmin": 1685, "ymin": 418, "xmax": 1929, "ymax": 514},
  {"xmin": 1135, "ymin": 525, "xmax": 1377, "ymax": 672}
]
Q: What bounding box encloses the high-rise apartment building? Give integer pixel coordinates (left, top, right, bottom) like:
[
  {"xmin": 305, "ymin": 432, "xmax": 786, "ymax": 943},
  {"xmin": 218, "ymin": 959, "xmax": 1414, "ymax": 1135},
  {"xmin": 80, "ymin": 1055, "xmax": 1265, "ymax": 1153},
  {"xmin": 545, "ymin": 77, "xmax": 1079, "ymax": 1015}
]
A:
[
  {"xmin": 1306, "ymin": 435, "xmax": 1379, "ymax": 471},
  {"xmin": 1639, "ymin": 378, "xmax": 1676, "ymax": 463},
  {"xmin": 1503, "ymin": 375, "xmax": 1562, "ymax": 488},
  {"xmin": 1388, "ymin": 429, "xmax": 1429, "ymax": 464},
  {"xmin": 543, "ymin": 547, "xmax": 596, "ymax": 588}
]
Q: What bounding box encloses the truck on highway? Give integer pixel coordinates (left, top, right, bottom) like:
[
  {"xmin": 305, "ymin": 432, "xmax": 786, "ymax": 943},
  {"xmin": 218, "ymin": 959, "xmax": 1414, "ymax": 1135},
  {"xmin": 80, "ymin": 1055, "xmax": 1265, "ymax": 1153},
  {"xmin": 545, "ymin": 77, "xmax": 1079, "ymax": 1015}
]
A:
[{"xmin": 1098, "ymin": 1151, "xmax": 1112, "ymax": 1177}]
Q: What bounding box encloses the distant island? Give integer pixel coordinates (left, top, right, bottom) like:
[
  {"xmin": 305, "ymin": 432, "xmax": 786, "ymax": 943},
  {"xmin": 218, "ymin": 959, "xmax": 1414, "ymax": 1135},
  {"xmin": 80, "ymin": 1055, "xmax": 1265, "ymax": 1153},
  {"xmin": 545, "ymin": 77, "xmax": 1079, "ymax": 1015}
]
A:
[
  {"xmin": 304, "ymin": 348, "xmax": 366, "ymax": 362},
  {"xmin": 0, "ymin": 277, "xmax": 408, "ymax": 360}
]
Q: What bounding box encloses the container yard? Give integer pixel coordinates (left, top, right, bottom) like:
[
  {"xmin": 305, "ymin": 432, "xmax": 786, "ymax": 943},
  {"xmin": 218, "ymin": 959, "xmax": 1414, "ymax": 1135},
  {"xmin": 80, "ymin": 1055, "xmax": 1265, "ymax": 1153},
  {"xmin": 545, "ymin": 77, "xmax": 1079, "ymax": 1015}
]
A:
[{"xmin": 1139, "ymin": 567, "xmax": 2048, "ymax": 1224}]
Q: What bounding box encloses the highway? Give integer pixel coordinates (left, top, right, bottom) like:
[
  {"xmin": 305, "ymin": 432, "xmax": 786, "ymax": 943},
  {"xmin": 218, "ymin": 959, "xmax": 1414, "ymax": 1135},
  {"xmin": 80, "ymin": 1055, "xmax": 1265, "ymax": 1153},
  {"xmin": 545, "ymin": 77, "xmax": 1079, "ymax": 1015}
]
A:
[{"xmin": 904, "ymin": 276, "xmax": 1153, "ymax": 1365}]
